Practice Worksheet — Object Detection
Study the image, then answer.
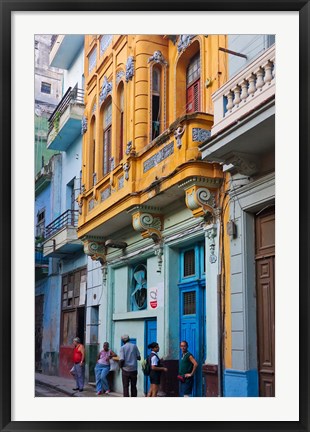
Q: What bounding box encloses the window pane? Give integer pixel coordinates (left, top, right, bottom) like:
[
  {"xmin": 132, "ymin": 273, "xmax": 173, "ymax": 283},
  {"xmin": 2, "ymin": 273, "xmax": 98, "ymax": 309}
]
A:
[
  {"xmin": 100, "ymin": 34, "xmax": 113, "ymax": 56},
  {"xmin": 104, "ymin": 101, "xmax": 112, "ymax": 126},
  {"xmin": 41, "ymin": 82, "xmax": 51, "ymax": 94},
  {"xmin": 187, "ymin": 54, "xmax": 200, "ymax": 86},
  {"xmin": 183, "ymin": 291, "xmax": 196, "ymax": 315},
  {"xmin": 184, "ymin": 249, "xmax": 195, "ymax": 276},
  {"xmin": 152, "ymin": 68, "xmax": 160, "ymax": 93},
  {"xmin": 88, "ymin": 49, "xmax": 96, "ymax": 74}
]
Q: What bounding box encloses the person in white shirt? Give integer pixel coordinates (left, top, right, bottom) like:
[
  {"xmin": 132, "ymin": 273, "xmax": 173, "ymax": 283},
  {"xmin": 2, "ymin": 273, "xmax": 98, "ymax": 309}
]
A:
[{"xmin": 147, "ymin": 342, "xmax": 168, "ymax": 397}]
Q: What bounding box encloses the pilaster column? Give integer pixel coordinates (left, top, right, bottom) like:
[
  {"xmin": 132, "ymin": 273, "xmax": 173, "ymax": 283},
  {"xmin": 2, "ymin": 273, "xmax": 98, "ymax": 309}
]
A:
[{"xmin": 203, "ymin": 222, "xmax": 220, "ymax": 397}]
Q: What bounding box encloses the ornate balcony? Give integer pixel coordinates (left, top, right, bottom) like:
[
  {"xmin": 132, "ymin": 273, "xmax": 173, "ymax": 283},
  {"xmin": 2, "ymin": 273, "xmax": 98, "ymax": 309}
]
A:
[
  {"xmin": 47, "ymin": 85, "xmax": 85, "ymax": 151},
  {"xmin": 77, "ymin": 112, "xmax": 223, "ymax": 238},
  {"xmin": 212, "ymin": 45, "xmax": 275, "ymax": 136},
  {"xmin": 43, "ymin": 210, "xmax": 82, "ymax": 258},
  {"xmin": 200, "ymin": 45, "xmax": 275, "ymax": 176}
]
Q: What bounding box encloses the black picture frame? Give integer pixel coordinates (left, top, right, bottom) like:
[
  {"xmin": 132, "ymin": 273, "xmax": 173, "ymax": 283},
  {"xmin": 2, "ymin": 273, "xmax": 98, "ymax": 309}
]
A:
[{"xmin": 1, "ymin": 1, "xmax": 309, "ymax": 431}]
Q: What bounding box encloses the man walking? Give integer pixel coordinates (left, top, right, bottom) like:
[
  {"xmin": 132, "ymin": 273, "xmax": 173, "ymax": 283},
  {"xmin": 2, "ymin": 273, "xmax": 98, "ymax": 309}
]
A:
[{"xmin": 119, "ymin": 334, "xmax": 141, "ymax": 397}]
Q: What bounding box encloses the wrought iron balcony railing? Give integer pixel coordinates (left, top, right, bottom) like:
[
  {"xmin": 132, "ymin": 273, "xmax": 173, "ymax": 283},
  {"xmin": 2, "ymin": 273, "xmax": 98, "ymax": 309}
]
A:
[
  {"xmin": 45, "ymin": 209, "xmax": 79, "ymax": 239},
  {"xmin": 48, "ymin": 85, "xmax": 85, "ymax": 136}
]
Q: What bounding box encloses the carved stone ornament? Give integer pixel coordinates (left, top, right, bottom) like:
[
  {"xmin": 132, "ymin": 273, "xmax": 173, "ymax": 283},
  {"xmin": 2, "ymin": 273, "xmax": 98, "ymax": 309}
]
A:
[
  {"xmin": 81, "ymin": 115, "xmax": 87, "ymax": 135},
  {"xmin": 78, "ymin": 197, "xmax": 84, "ymax": 215},
  {"xmin": 205, "ymin": 225, "xmax": 217, "ymax": 264},
  {"xmin": 148, "ymin": 50, "xmax": 168, "ymax": 66},
  {"xmin": 130, "ymin": 206, "xmax": 163, "ymax": 242},
  {"xmin": 179, "ymin": 178, "xmax": 220, "ymax": 220},
  {"xmin": 174, "ymin": 125, "xmax": 185, "ymax": 149},
  {"xmin": 177, "ymin": 35, "xmax": 194, "ymax": 53},
  {"xmin": 154, "ymin": 243, "xmax": 164, "ymax": 273},
  {"xmin": 123, "ymin": 162, "xmax": 130, "ymax": 180},
  {"xmin": 82, "ymin": 236, "xmax": 106, "ymax": 266},
  {"xmin": 125, "ymin": 56, "xmax": 134, "ymax": 82},
  {"xmin": 192, "ymin": 128, "xmax": 211, "ymax": 142},
  {"xmin": 125, "ymin": 141, "xmax": 132, "ymax": 155},
  {"xmin": 225, "ymin": 152, "xmax": 259, "ymax": 176},
  {"xmin": 100, "ymin": 76, "xmax": 113, "ymax": 105}
]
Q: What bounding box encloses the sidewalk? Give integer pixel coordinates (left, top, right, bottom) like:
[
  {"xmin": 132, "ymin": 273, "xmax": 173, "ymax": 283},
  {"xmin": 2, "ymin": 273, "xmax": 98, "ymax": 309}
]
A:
[{"xmin": 35, "ymin": 373, "xmax": 122, "ymax": 397}]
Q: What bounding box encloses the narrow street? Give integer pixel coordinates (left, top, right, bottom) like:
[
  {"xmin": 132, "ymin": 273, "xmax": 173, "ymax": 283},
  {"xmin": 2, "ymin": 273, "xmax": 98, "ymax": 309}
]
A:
[{"xmin": 35, "ymin": 383, "xmax": 68, "ymax": 397}]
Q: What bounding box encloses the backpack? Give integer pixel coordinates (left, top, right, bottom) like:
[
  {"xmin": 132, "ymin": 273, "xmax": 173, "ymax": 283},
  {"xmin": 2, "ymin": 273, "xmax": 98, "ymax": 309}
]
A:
[{"xmin": 141, "ymin": 353, "xmax": 158, "ymax": 376}]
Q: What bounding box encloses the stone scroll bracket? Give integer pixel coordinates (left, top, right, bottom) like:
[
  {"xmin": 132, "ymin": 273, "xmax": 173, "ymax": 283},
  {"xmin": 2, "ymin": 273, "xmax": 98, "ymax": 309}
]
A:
[
  {"xmin": 82, "ymin": 235, "xmax": 107, "ymax": 280},
  {"xmin": 178, "ymin": 177, "xmax": 222, "ymax": 224},
  {"xmin": 129, "ymin": 205, "xmax": 164, "ymax": 273}
]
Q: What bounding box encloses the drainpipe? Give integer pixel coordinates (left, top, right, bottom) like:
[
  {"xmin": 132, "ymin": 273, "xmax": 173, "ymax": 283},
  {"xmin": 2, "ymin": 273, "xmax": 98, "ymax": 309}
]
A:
[{"xmin": 217, "ymin": 273, "xmax": 223, "ymax": 396}]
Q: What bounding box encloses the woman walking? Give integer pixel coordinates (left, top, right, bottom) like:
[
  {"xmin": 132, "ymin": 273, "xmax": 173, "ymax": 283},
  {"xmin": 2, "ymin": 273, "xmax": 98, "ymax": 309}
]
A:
[
  {"xmin": 95, "ymin": 342, "xmax": 117, "ymax": 395},
  {"xmin": 147, "ymin": 342, "xmax": 167, "ymax": 397}
]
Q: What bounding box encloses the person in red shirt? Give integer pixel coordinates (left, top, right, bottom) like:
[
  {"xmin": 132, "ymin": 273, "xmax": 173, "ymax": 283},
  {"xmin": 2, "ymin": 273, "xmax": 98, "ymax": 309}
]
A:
[{"xmin": 71, "ymin": 337, "xmax": 85, "ymax": 392}]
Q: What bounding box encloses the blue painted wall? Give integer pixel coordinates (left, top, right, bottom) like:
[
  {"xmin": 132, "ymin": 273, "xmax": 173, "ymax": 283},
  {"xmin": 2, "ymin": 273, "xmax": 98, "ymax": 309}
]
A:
[
  {"xmin": 35, "ymin": 182, "xmax": 52, "ymax": 227},
  {"xmin": 223, "ymin": 369, "xmax": 259, "ymax": 397}
]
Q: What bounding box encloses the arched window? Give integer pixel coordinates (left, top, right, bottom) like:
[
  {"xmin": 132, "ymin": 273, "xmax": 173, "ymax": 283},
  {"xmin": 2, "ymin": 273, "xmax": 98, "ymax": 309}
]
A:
[
  {"xmin": 118, "ymin": 82, "xmax": 124, "ymax": 163},
  {"xmin": 103, "ymin": 99, "xmax": 112, "ymax": 176},
  {"xmin": 152, "ymin": 67, "xmax": 161, "ymax": 140},
  {"xmin": 186, "ymin": 53, "xmax": 200, "ymax": 113}
]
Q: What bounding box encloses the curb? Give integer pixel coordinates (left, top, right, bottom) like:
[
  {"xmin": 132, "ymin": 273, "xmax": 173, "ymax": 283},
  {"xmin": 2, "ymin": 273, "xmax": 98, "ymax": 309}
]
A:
[{"xmin": 35, "ymin": 379, "xmax": 75, "ymax": 396}]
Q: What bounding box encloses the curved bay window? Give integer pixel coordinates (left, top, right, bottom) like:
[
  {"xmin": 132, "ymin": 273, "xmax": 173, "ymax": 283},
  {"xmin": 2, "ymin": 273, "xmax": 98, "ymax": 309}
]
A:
[
  {"xmin": 131, "ymin": 263, "xmax": 147, "ymax": 311},
  {"xmin": 103, "ymin": 99, "xmax": 112, "ymax": 177},
  {"xmin": 186, "ymin": 53, "xmax": 200, "ymax": 113},
  {"xmin": 151, "ymin": 66, "xmax": 161, "ymax": 140}
]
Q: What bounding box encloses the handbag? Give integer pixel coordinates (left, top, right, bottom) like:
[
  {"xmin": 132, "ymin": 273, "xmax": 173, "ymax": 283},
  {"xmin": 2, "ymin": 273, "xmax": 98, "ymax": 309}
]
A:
[{"xmin": 109, "ymin": 359, "xmax": 119, "ymax": 372}]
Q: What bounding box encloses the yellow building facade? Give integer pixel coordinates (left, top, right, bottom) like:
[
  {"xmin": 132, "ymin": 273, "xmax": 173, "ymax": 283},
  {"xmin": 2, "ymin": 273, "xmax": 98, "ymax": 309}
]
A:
[
  {"xmin": 78, "ymin": 34, "xmax": 227, "ymax": 236},
  {"xmin": 78, "ymin": 34, "xmax": 229, "ymax": 397}
]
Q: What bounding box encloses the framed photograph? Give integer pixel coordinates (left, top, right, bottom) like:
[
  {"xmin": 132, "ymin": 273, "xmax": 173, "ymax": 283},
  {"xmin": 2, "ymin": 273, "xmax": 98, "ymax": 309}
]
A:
[{"xmin": 1, "ymin": 1, "xmax": 309, "ymax": 431}]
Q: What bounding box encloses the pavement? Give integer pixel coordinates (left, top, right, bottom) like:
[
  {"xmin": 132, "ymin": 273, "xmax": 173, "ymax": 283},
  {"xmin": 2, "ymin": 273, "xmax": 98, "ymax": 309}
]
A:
[{"xmin": 35, "ymin": 372, "xmax": 123, "ymax": 397}]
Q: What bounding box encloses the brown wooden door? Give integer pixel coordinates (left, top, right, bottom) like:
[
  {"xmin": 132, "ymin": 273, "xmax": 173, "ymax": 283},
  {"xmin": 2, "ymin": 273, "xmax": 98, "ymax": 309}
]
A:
[{"xmin": 255, "ymin": 207, "xmax": 275, "ymax": 396}]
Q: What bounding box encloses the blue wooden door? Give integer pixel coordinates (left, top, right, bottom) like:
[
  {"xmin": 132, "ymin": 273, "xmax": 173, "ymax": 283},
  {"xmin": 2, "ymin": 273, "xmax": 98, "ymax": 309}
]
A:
[
  {"xmin": 144, "ymin": 319, "xmax": 157, "ymax": 394},
  {"xmin": 179, "ymin": 244, "xmax": 205, "ymax": 396}
]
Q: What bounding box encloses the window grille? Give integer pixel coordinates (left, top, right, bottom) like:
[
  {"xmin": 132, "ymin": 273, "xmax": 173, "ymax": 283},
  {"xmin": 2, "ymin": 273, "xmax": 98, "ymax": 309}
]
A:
[
  {"xmin": 183, "ymin": 291, "xmax": 196, "ymax": 315},
  {"xmin": 184, "ymin": 249, "xmax": 195, "ymax": 277}
]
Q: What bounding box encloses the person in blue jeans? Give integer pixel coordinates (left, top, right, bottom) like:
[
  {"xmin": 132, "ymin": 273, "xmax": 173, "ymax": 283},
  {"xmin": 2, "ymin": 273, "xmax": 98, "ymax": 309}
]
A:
[
  {"xmin": 178, "ymin": 340, "xmax": 198, "ymax": 397},
  {"xmin": 95, "ymin": 342, "xmax": 117, "ymax": 395}
]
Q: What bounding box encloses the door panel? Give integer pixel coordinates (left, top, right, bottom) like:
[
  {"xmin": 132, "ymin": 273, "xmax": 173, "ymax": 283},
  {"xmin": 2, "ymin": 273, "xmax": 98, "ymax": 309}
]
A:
[
  {"xmin": 255, "ymin": 208, "xmax": 275, "ymax": 397},
  {"xmin": 179, "ymin": 285, "xmax": 205, "ymax": 396},
  {"xmin": 144, "ymin": 319, "xmax": 157, "ymax": 394}
]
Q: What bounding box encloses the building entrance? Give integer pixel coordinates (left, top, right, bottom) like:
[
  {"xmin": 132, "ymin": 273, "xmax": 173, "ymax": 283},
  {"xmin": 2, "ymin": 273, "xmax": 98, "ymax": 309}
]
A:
[
  {"xmin": 178, "ymin": 243, "xmax": 205, "ymax": 396},
  {"xmin": 255, "ymin": 207, "xmax": 275, "ymax": 396}
]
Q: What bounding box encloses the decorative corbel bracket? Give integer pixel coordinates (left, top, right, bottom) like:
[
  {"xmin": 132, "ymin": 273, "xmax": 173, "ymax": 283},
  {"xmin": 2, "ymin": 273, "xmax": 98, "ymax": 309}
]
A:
[
  {"xmin": 224, "ymin": 151, "xmax": 260, "ymax": 177},
  {"xmin": 82, "ymin": 235, "xmax": 107, "ymax": 279},
  {"xmin": 179, "ymin": 177, "xmax": 222, "ymax": 223},
  {"xmin": 129, "ymin": 206, "xmax": 163, "ymax": 243},
  {"xmin": 129, "ymin": 206, "xmax": 164, "ymax": 273}
]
